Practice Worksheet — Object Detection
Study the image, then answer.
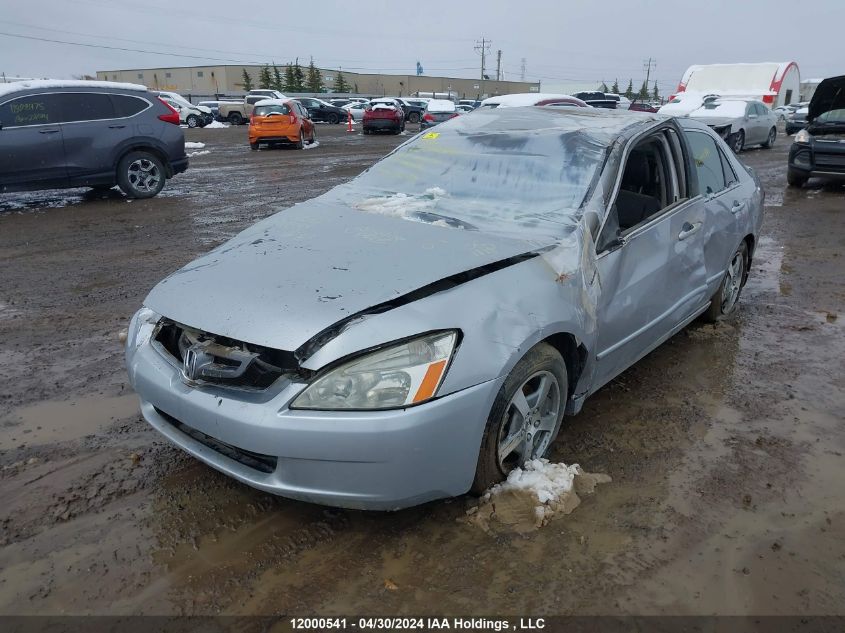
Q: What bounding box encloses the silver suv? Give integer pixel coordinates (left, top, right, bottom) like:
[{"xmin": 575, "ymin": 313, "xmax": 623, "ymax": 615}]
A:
[{"xmin": 0, "ymin": 80, "xmax": 188, "ymax": 199}]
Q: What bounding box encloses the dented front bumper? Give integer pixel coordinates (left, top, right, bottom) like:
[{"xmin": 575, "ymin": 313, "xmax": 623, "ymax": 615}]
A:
[{"xmin": 127, "ymin": 339, "xmax": 501, "ymax": 510}]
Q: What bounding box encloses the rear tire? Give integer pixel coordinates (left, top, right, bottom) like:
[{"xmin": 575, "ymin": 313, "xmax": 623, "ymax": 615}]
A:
[
  {"xmin": 116, "ymin": 151, "xmax": 166, "ymax": 199},
  {"xmin": 787, "ymin": 168, "xmax": 808, "ymax": 188},
  {"xmin": 228, "ymin": 112, "xmax": 243, "ymax": 125},
  {"xmin": 249, "ymin": 142, "xmax": 259, "ymax": 151},
  {"xmin": 327, "ymin": 113, "xmax": 339, "ymax": 124},
  {"xmin": 409, "ymin": 112, "xmax": 420, "ymax": 123},
  {"xmin": 763, "ymin": 127, "xmax": 776, "ymax": 148},
  {"xmin": 703, "ymin": 241, "xmax": 748, "ymax": 322},
  {"xmin": 296, "ymin": 128, "xmax": 305, "ymax": 149},
  {"xmin": 471, "ymin": 343, "xmax": 567, "ymax": 494}
]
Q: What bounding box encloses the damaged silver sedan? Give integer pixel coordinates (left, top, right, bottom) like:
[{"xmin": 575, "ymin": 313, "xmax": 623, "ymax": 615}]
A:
[{"xmin": 125, "ymin": 107, "xmax": 763, "ymax": 510}]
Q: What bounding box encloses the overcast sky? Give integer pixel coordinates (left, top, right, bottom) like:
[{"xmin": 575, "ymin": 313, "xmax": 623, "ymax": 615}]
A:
[{"xmin": 1, "ymin": 0, "xmax": 841, "ymax": 92}]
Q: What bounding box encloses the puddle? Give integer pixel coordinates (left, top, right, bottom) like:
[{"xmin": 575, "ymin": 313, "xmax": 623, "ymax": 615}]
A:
[{"xmin": 0, "ymin": 393, "xmax": 139, "ymax": 449}]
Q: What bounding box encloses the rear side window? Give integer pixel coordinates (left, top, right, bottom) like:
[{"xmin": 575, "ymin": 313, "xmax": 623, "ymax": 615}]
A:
[
  {"xmin": 59, "ymin": 93, "xmax": 116, "ymax": 122},
  {"xmin": 685, "ymin": 131, "xmax": 729, "ymax": 196},
  {"xmin": 111, "ymin": 94, "xmax": 149, "ymax": 118},
  {"xmin": 0, "ymin": 94, "xmax": 62, "ymax": 127}
]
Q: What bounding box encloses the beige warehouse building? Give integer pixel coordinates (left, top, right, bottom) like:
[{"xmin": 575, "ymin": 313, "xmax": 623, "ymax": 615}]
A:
[{"xmin": 96, "ymin": 64, "xmax": 540, "ymax": 100}]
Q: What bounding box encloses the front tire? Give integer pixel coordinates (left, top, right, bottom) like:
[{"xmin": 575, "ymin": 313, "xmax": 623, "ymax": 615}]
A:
[
  {"xmin": 471, "ymin": 343, "xmax": 567, "ymax": 494},
  {"xmin": 249, "ymin": 142, "xmax": 259, "ymax": 151},
  {"xmin": 787, "ymin": 168, "xmax": 808, "ymax": 188},
  {"xmin": 409, "ymin": 112, "xmax": 420, "ymax": 123},
  {"xmin": 116, "ymin": 151, "xmax": 166, "ymax": 199},
  {"xmin": 731, "ymin": 130, "xmax": 745, "ymax": 153},
  {"xmin": 186, "ymin": 114, "xmax": 199, "ymax": 128},
  {"xmin": 763, "ymin": 127, "xmax": 776, "ymax": 148},
  {"xmin": 703, "ymin": 241, "xmax": 748, "ymax": 322}
]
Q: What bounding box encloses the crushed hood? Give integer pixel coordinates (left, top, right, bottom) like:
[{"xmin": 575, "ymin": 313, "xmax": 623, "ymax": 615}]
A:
[
  {"xmin": 809, "ymin": 75, "xmax": 845, "ymax": 122},
  {"xmin": 145, "ymin": 200, "xmax": 544, "ymax": 352}
]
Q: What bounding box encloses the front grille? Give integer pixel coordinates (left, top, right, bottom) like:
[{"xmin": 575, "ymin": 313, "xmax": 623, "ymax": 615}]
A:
[
  {"xmin": 154, "ymin": 320, "xmax": 298, "ymax": 390},
  {"xmin": 814, "ymin": 153, "xmax": 845, "ymax": 171},
  {"xmin": 156, "ymin": 407, "xmax": 278, "ymax": 474}
]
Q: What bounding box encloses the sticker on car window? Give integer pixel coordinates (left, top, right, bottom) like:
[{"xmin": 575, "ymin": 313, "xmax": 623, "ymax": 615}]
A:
[{"xmin": 422, "ymin": 132, "xmax": 440, "ymax": 139}]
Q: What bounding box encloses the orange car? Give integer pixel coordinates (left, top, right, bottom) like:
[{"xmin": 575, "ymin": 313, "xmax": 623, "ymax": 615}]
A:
[{"xmin": 248, "ymin": 99, "xmax": 315, "ymax": 150}]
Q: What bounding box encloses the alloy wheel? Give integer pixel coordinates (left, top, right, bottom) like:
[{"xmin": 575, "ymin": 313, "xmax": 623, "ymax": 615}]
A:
[
  {"xmin": 127, "ymin": 158, "xmax": 162, "ymax": 194},
  {"xmin": 496, "ymin": 370, "xmax": 561, "ymax": 472},
  {"xmin": 721, "ymin": 250, "xmax": 746, "ymax": 313}
]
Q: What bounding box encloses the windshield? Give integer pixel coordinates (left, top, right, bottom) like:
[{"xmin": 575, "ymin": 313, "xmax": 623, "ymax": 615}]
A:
[
  {"xmin": 331, "ymin": 116, "xmax": 608, "ymax": 243},
  {"xmin": 816, "ymin": 108, "xmax": 845, "ymax": 123}
]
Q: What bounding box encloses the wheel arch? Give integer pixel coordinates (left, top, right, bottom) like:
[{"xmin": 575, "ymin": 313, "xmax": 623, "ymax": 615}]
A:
[{"xmin": 540, "ymin": 332, "xmax": 589, "ymax": 405}]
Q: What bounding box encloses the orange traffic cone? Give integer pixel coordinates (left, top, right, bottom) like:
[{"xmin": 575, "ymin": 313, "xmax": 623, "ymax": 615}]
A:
[{"xmin": 347, "ymin": 110, "xmax": 354, "ymax": 133}]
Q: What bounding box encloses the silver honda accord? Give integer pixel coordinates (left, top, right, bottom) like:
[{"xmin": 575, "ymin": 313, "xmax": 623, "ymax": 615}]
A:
[{"xmin": 125, "ymin": 107, "xmax": 763, "ymax": 510}]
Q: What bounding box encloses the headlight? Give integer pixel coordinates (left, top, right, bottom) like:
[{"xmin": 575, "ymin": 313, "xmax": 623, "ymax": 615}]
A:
[
  {"xmin": 126, "ymin": 307, "xmax": 161, "ymax": 353},
  {"xmin": 291, "ymin": 331, "xmax": 458, "ymax": 410},
  {"xmin": 794, "ymin": 129, "xmax": 812, "ymax": 143}
]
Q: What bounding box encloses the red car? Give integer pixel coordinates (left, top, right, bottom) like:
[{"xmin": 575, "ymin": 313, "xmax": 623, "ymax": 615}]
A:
[
  {"xmin": 363, "ymin": 98, "xmax": 406, "ymax": 135},
  {"xmin": 629, "ymin": 101, "xmax": 660, "ymax": 113}
]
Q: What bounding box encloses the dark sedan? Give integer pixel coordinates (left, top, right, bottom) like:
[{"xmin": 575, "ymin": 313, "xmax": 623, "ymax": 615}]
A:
[
  {"xmin": 785, "ymin": 106, "xmax": 809, "ymax": 135},
  {"xmin": 296, "ymin": 98, "xmax": 348, "ymax": 124}
]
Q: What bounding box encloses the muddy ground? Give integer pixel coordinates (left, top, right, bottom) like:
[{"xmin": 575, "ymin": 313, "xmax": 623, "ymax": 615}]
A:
[{"xmin": 1, "ymin": 121, "xmax": 843, "ymax": 616}]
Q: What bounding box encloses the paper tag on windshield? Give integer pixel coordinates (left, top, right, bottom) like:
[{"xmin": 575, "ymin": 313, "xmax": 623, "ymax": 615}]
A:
[{"xmin": 422, "ymin": 132, "xmax": 440, "ymax": 139}]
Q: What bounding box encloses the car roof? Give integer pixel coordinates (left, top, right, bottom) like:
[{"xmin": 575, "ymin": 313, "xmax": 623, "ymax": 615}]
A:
[
  {"xmin": 433, "ymin": 104, "xmax": 658, "ymax": 142},
  {"xmin": 480, "ymin": 93, "xmax": 581, "ymax": 107},
  {"xmin": 0, "ymin": 79, "xmax": 147, "ymax": 99}
]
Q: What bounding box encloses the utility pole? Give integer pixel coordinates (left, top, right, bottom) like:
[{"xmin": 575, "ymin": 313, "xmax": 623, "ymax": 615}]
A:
[
  {"xmin": 474, "ymin": 37, "xmax": 491, "ymax": 81},
  {"xmin": 496, "ymin": 50, "xmax": 502, "ymax": 82},
  {"xmin": 520, "ymin": 58, "xmax": 527, "ymax": 82},
  {"xmin": 643, "ymin": 57, "xmax": 656, "ymax": 96}
]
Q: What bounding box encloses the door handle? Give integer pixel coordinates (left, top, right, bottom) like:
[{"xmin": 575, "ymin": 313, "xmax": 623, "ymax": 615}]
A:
[
  {"xmin": 108, "ymin": 124, "xmax": 126, "ymax": 129},
  {"xmin": 678, "ymin": 221, "xmax": 702, "ymax": 241},
  {"xmin": 731, "ymin": 201, "xmax": 745, "ymax": 214},
  {"xmin": 38, "ymin": 129, "xmax": 60, "ymax": 134}
]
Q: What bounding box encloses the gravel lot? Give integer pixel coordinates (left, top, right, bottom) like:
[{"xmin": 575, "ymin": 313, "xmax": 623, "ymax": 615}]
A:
[{"xmin": 1, "ymin": 121, "xmax": 843, "ymax": 615}]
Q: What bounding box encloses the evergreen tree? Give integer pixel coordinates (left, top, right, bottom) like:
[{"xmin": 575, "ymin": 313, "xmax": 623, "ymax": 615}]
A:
[
  {"xmin": 611, "ymin": 78, "xmax": 620, "ymax": 94},
  {"xmin": 652, "ymin": 81, "xmax": 659, "ymax": 101},
  {"xmin": 271, "ymin": 64, "xmax": 284, "ymax": 92},
  {"xmin": 306, "ymin": 59, "xmax": 322, "ymax": 93},
  {"xmin": 600, "ymin": 81, "xmax": 609, "ymax": 93},
  {"xmin": 333, "ymin": 71, "xmax": 349, "ymax": 94},
  {"xmin": 624, "ymin": 78, "xmax": 634, "ymax": 99},
  {"xmin": 240, "ymin": 69, "xmax": 254, "ymax": 91},
  {"xmin": 258, "ymin": 64, "xmax": 272, "ymax": 90},
  {"xmin": 292, "ymin": 59, "xmax": 305, "ymax": 92},
  {"xmin": 639, "ymin": 80, "xmax": 649, "ymax": 100},
  {"xmin": 284, "ymin": 64, "xmax": 296, "ymax": 92}
]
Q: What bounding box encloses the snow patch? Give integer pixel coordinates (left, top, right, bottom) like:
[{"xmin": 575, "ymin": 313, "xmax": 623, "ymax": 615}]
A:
[
  {"xmin": 355, "ymin": 188, "xmax": 451, "ymax": 225},
  {"xmin": 204, "ymin": 121, "xmax": 229, "ymax": 129},
  {"xmin": 184, "ymin": 142, "xmax": 205, "ymax": 149},
  {"xmin": 187, "ymin": 150, "xmax": 210, "ymax": 157},
  {"xmin": 0, "ymin": 79, "xmax": 146, "ymax": 99},
  {"xmin": 302, "ymin": 141, "xmax": 320, "ymax": 150},
  {"xmin": 466, "ymin": 459, "xmax": 611, "ymax": 533}
]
